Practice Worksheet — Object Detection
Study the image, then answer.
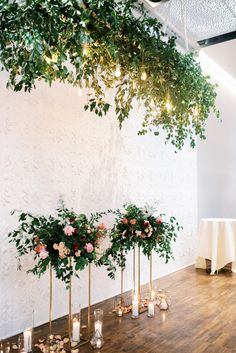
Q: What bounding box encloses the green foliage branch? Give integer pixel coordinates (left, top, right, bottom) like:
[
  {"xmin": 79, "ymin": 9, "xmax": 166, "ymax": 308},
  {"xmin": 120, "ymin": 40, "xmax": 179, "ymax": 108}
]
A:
[
  {"xmin": 98, "ymin": 203, "xmax": 182, "ymax": 278},
  {"xmin": 8, "ymin": 206, "xmax": 107, "ymax": 284},
  {"xmin": 0, "ymin": 0, "xmax": 219, "ymax": 149}
]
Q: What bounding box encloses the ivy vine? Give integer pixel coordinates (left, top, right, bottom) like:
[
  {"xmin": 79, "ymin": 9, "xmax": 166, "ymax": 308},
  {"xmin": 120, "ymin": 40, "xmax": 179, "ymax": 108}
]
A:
[{"xmin": 0, "ymin": 0, "xmax": 219, "ymax": 149}]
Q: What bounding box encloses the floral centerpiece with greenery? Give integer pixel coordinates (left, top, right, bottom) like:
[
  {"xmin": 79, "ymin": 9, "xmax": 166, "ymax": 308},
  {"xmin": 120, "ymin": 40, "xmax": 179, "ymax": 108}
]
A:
[
  {"xmin": 8, "ymin": 205, "xmax": 107, "ymax": 284},
  {"xmin": 99, "ymin": 203, "xmax": 182, "ymax": 278}
]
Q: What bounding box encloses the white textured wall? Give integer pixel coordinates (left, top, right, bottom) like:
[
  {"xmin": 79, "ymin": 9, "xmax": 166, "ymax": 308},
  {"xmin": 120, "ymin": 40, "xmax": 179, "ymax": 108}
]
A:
[
  {"xmin": 198, "ymin": 54, "xmax": 236, "ymax": 219},
  {"xmin": 0, "ymin": 73, "xmax": 197, "ymax": 339}
]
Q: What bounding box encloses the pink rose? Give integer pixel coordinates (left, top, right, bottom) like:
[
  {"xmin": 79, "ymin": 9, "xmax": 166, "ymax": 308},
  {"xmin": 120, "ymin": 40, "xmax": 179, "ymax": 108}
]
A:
[
  {"xmin": 130, "ymin": 219, "xmax": 137, "ymax": 225},
  {"xmin": 156, "ymin": 216, "xmax": 163, "ymax": 224},
  {"xmin": 98, "ymin": 223, "xmax": 106, "ymax": 230},
  {"xmin": 35, "ymin": 243, "xmax": 46, "ymax": 254},
  {"xmin": 84, "ymin": 243, "xmax": 94, "ymax": 253},
  {"xmin": 39, "ymin": 249, "xmax": 49, "ymax": 259},
  {"xmin": 122, "ymin": 218, "xmax": 128, "ymax": 224},
  {"xmin": 144, "ymin": 220, "xmax": 150, "ymax": 226},
  {"xmin": 64, "ymin": 225, "xmax": 75, "ymax": 236}
]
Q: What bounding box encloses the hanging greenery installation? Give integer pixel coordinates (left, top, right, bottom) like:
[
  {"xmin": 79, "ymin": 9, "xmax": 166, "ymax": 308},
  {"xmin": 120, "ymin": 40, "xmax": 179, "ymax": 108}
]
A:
[{"xmin": 0, "ymin": 0, "xmax": 219, "ymax": 149}]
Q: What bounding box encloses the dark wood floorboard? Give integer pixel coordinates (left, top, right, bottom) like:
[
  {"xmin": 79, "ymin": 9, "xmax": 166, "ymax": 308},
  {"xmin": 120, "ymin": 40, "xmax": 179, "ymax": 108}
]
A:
[{"xmin": 4, "ymin": 265, "xmax": 236, "ymax": 353}]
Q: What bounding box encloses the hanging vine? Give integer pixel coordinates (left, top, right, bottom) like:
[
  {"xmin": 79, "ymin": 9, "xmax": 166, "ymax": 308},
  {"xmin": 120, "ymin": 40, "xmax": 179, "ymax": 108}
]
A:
[{"xmin": 0, "ymin": 0, "xmax": 219, "ymax": 149}]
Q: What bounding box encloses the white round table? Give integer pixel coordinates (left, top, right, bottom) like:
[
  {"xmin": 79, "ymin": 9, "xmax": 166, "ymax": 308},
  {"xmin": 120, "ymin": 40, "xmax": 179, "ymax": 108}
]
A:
[{"xmin": 195, "ymin": 218, "xmax": 236, "ymax": 275}]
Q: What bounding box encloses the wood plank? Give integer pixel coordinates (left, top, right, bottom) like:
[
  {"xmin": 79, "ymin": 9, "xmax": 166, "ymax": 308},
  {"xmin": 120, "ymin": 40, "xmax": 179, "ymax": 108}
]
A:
[{"xmin": 3, "ymin": 266, "xmax": 236, "ymax": 353}]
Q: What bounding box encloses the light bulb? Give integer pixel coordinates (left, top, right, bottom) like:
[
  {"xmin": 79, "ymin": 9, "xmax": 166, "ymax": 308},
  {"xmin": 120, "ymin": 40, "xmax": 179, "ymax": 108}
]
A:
[
  {"xmin": 165, "ymin": 101, "xmax": 172, "ymax": 111},
  {"xmin": 44, "ymin": 53, "xmax": 57, "ymax": 64},
  {"xmin": 104, "ymin": 90, "xmax": 109, "ymax": 99},
  {"xmin": 193, "ymin": 106, "xmax": 198, "ymax": 117},
  {"xmin": 83, "ymin": 44, "xmax": 89, "ymax": 56},
  {"xmin": 132, "ymin": 80, "xmax": 137, "ymax": 89},
  {"xmin": 51, "ymin": 53, "xmax": 58, "ymax": 62},
  {"xmin": 44, "ymin": 56, "xmax": 52, "ymax": 64},
  {"xmin": 77, "ymin": 88, "xmax": 82, "ymax": 97},
  {"xmin": 138, "ymin": 104, "xmax": 142, "ymax": 113},
  {"xmin": 114, "ymin": 65, "xmax": 121, "ymax": 78},
  {"xmin": 150, "ymin": 99, "xmax": 155, "ymax": 108},
  {"xmin": 141, "ymin": 71, "xmax": 147, "ymax": 81}
]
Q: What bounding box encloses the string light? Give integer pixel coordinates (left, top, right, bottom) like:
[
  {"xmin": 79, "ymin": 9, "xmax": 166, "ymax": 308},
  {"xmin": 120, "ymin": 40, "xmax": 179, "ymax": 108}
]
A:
[
  {"xmin": 165, "ymin": 92, "xmax": 172, "ymax": 111},
  {"xmin": 141, "ymin": 71, "xmax": 147, "ymax": 81},
  {"xmin": 150, "ymin": 99, "xmax": 155, "ymax": 109},
  {"xmin": 138, "ymin": 103, "xmax": 142, "ymax": 113},
  {"xmin": 193, "ymin": 106, "xmax": 199, "ymax": 117},
  {"xmin": 44, "ymin": 53, "xmax": 58, "ymax": 64},
  {"xmin": 104, "ymin": 90, "xmax": 109, "ymax": 99},
  {"xmin": 165, "ymin": 100, "xmax": 172, "ymax": 111},
  {"xmin": 82, "ymin": 44, "xmax": 89, "ymax": 56},
  {"xmin": 114, "ymin": 65, "xmax": 121, "ymax": 78},
  {"xmin": 132, "ymin": 80, "xmax": 137, "ymax": 89},
  {"xmin": 52, "ymin": 53, "xmax": 58, "ymax": 62}
]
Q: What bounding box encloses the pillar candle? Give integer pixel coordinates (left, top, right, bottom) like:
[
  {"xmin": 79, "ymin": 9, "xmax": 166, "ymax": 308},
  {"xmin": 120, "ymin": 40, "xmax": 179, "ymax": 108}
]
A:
[
  {"xmin": 72, "ymin": 320, "xmax": 80, "ymax": 342},
  {"xmin": 148, "ymin": 302, "xmax": 155, "ymax": 317},
  {"xmin": 94, "ymin": 320, "xmax": 102, "ymax": 336},
  {"xmin": 132, "ymin": 297, "xmax": 139, "ymax": 318},
  {"xmin": 117, "ymin": 308, "xmax": 123, "ymax": 317},
  {"xmin": 23, "ymin": 329, "xmax": 32, "ymax": 352}
]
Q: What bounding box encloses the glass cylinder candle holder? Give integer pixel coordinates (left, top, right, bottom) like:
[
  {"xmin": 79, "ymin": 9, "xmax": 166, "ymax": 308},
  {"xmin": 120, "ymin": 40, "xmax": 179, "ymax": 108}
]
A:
[
  {"xmin": 166, "ymin": 290, "xmax": 171, "ymax": 306},
  {"xmin": 117, "ymin": 306, "xmax": 123, "ymax": 317},
  {"xmin": 90, "ymin": 330, "xmax": 104, "ymax": 350},
  {"xmin": 148, "ymin": 299, "xmax": 155, "ymax": 318},
  {"xmin": 18, "ymin": 335, "xmax": 25, "ymax": 353},
  {"xmin": 114, "ymin": 295, "xmax": 124, "ymax": 317},
  {"xmin": 23, "ymin": 328, "xmax": 33, "ymax": 352},
  {"xmin": 94, "ymin": 309, "xmax": 103, "ymax": 337},
  {"xmin": 159, "ymin": 296, "xmax": 168, "ymax": 310},
  {"xmin": 131, "ymin": 292, "xmax": 139, "ymax": 319},
  {"xmin": 71, "ymin": 306, "xmax": 81, "ymax": 343}
]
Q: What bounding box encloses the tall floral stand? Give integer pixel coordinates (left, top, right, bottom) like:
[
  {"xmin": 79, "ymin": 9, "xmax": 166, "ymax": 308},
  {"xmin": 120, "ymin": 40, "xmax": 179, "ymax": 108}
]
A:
[{"xmin": 49, "ymin": 260, "xmax": 91, "ymax": 349}]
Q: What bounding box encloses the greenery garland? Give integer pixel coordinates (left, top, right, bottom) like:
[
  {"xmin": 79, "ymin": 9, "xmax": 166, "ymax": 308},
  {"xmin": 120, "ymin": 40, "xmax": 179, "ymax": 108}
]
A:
[
  {"xmin": 8, "ymin": 206, "xmax": 107, "ymax": 284},
  {"xmin": 0, "ymin": 0, "xmax": 219, "ymax": 149},
  {"xmin": 98, "ymin": 203, "xmax": 182, "ymax": 278}
]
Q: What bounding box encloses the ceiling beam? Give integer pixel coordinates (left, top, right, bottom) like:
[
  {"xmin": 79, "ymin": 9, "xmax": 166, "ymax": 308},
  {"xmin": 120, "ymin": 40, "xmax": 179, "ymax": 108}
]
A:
[{"xmin": 198, "ymin": 31, "xmax": 236, "ymax": 48}]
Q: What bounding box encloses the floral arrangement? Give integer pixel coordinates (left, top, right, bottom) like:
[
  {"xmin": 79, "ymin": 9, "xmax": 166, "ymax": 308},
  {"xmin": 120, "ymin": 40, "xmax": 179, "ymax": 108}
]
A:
[
  {"xmin": 99, "ymin": 203, "xmax": 182, "ymax": 278},
  {"xmin": 8, "ymin": 206, "xmax": 107, "ymax": 284},
  {"xmin": 0, "ymin": 0, "xmax": 219, "ymax": 149}
]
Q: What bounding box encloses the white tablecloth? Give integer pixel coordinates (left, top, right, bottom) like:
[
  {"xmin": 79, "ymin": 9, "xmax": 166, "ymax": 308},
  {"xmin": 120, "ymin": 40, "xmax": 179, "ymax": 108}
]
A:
[{"xmin": 195, "ymin": 218, "xmax": 236, "ymax": 274}]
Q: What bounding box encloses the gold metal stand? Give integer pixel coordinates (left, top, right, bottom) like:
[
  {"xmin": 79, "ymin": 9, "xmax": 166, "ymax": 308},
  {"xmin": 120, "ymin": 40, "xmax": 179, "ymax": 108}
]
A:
[
  {"xmin": 68, "ymin": 257, "xmax": 72, "ymax": 340},
  {"xmin": 132, "ymin": 246, "xmax": 153, "ymax": 314},
  {"xmin": 150, "ymin": 251, "xmax": 153, "ymax": 295},
  {"xmin": 49, "ymin": 264, "xmax": 53, "ymax": 335},
  {"xmin": 64, "ymin": 260, "xmax": 91, "ymax": 350}
]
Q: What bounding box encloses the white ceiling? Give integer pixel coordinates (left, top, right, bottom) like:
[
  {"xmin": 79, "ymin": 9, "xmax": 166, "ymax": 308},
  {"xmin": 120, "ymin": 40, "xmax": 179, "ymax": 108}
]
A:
[
  {"xmin": 145, "ymin": 0, "xmax": 236, "ymax": 42},
  {"xmin": 144, "ymin": 0, "xmax": 236, "ymax": 80}
]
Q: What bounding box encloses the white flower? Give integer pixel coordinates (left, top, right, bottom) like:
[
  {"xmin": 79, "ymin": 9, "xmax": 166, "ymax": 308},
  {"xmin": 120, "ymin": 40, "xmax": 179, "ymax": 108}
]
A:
[{"xmin": 143, "ymin": 203, "xmax": 159, "ymax": 217}]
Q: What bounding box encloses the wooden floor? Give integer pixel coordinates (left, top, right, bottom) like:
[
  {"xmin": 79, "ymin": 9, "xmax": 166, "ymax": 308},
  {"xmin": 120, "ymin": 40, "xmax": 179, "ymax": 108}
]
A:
[{"xmin": 5, "ymin": 265, "xmax": 236, "ymax": 353}]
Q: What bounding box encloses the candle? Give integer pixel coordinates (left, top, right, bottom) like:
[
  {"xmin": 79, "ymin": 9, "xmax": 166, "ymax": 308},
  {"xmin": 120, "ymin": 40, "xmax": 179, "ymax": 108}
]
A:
[
  {"xmin": 96, "ymin": 339, "xmax": 102, "ymax": 349},
  {"xmin": 117, "ymin": 308, "xmax": 123, "ymax": 317},
  {"xmin": 148, "ymin": 302, "xmax": 155, "ymax": 317},
  {"xmin": 23, "ymin": 329, "xmax": 32, "ymax": 352},
  {"xmin": 94, "ymin": 320, "xmax": 102, "ymax": 336},
  {"xmin": 72, "ymin": 319, "xmax": 80, "ymax": 342},
  {"xmin": 160, "ymin": 298, "xmax": 168, "ymax": 310},
  {"xmin": 132, "ymin": 295, "xmax": 139, "ymax": 318}
]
